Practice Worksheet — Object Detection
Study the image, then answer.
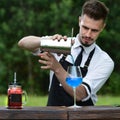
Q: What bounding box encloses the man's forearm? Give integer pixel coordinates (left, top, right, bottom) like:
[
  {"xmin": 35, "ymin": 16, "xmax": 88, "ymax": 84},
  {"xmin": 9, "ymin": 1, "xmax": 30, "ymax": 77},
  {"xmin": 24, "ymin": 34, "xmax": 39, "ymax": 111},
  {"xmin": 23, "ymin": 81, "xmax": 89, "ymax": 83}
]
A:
[
  {"xmin": 18, "ymin": 36, "xmax": 41, "ymax": 51},
  {"xmin": 54, "ymin": 66, "xmax": 88, "ymax": 102}
]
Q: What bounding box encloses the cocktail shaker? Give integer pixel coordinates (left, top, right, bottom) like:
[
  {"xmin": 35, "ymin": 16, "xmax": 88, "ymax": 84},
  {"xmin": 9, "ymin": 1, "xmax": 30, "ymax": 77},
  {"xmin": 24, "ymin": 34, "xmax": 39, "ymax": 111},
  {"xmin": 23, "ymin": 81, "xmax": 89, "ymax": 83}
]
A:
[{"xmin": 41, "ymin": 37, "xmax": 72, "ymax": 55}]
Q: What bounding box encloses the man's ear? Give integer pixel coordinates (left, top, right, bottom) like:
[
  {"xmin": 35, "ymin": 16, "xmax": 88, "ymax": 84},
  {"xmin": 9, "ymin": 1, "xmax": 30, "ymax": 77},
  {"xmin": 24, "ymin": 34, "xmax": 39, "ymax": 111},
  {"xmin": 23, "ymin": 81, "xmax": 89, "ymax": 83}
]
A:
[
  {"xmin": 103, "ymin": 23, "xmax": 106, "ymax": 29},
  {"xmin": 79, "ymin": 16, "xmax": 81, "ymax": 27},
  {"xmin": 100, "ymin": 23, "xmax": 106, "ymax": 32},
  {"xmin": 79, "ymin": 16, "xmax": 81, "ymax": 22}
]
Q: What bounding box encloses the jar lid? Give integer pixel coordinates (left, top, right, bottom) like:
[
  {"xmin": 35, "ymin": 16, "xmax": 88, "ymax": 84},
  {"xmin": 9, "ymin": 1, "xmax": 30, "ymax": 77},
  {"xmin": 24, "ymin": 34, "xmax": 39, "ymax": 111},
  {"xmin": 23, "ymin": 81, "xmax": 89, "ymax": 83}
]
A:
[{"xmin": 8, "ymin": 82, "xmax": 21, "ymax": 87}]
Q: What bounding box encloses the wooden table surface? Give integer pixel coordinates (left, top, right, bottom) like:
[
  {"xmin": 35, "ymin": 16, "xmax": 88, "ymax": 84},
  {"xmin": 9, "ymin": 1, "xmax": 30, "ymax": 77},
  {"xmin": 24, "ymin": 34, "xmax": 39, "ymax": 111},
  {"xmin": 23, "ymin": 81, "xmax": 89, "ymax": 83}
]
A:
[
  {"xmin": 68, "ymin": 106, "xmax": 120, "ymax": 120},
  {"xmin": 0, "ymin": 106, "xmax": 120, "ymax": 119}
]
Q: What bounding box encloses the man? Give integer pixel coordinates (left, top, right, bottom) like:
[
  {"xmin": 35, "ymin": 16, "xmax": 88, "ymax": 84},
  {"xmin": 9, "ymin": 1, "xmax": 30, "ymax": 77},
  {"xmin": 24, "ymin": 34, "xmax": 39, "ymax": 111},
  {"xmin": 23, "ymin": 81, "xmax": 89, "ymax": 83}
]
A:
[{"xmin": 18, "ymin": 0, "xmax": 114, "ymax": 106}]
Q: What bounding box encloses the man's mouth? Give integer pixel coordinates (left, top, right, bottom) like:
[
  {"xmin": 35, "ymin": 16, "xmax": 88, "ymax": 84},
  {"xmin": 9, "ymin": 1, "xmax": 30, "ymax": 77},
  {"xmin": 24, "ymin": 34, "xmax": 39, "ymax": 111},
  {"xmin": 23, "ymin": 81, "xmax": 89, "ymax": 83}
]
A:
[{"xmin": 83, "ymin": 36, "xmax": 93, "ymax": 43}]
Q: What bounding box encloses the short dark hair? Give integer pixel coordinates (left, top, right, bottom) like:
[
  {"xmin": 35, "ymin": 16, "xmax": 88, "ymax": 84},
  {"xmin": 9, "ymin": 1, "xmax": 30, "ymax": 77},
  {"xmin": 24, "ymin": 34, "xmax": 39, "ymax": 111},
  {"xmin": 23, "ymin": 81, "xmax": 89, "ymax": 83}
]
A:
[{"xmin": 82, "ymin": 0, "xmax": 109, "ymax": 22}]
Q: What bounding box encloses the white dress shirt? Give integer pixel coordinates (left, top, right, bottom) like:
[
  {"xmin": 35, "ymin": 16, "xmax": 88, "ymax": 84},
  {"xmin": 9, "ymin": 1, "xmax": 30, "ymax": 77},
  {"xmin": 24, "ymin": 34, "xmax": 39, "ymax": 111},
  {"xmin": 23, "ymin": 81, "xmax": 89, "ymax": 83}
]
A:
[
  {"xmin": 33, "ymin": 35, "xmax": 114, "ymax": 105},
  {"xmin": 68, "ymin": 35, "xmax": 114, "ymax": 104}
]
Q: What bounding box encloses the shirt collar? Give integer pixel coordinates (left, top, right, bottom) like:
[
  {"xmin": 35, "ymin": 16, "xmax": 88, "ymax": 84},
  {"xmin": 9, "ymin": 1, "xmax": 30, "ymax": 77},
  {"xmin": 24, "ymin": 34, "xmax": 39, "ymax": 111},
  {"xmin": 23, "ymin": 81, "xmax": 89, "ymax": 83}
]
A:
[{"xmin": 73, "ymin": 34, "xmax": 96, "ymax": 54}]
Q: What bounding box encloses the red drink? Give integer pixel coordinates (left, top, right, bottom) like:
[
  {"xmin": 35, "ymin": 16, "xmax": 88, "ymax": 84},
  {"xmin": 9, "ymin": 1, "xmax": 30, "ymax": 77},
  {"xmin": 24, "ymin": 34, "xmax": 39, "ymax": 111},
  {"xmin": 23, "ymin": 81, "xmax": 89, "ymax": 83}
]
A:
[{"xmin": 8, "ymin": 85, "xmax": 22, "ymax": 109}]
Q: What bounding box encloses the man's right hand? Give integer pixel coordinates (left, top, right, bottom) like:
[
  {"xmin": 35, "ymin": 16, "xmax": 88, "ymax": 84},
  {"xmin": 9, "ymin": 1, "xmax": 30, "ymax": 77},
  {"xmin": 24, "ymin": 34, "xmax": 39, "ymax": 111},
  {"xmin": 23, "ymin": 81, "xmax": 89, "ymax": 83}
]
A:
[{"xmin": 51, "ymin": 34, "xmax": 67, "ymax": 41}]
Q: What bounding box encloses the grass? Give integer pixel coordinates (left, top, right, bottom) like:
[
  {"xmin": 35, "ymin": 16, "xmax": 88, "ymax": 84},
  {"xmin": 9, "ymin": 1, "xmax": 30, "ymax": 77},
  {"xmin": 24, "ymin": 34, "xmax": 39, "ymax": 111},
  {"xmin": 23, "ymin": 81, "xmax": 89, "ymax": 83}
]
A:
[
  {"xmin": 0, "ymin": 94, "xmax": 48, "ymax": 107},
  {"xmin": 95, "ymin": 95, "xmax": 120, "ymax": 106},
  {"xmin": 0, "ymin": 94, "xmax": 120, "ymax": 107}
]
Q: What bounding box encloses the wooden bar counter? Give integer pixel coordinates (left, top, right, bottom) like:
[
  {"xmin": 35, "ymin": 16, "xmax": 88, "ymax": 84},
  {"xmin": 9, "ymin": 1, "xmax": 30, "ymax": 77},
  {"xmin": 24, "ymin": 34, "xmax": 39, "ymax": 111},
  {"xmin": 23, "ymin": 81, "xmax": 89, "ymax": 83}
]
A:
[
  {"xmin": 0, "ymin": 106, "xmax": 120, "ymax": 119},
  {"xmin": 68, "ymin": 106, "xmax": 120, "ymax": 120},
  {"xmin": 0, "ymin": 106, "xmax": 67, "ymax": 119}
]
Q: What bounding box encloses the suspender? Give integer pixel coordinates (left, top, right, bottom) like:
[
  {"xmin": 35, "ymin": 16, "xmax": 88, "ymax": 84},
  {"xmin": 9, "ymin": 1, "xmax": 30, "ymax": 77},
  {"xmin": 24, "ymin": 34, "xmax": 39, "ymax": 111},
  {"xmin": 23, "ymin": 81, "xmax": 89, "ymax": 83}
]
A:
[
  {"xmin": 84, "ymin": 47, "xmax": 95, "ymax": 68},
  {"xmin": 81, "ymin": 47, "xmax": 95, "ymax": 78}
]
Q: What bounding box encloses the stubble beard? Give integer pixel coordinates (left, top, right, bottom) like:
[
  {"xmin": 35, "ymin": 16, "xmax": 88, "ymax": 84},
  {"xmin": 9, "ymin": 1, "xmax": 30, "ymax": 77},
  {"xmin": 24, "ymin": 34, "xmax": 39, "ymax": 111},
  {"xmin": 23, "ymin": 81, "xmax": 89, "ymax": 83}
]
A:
[{"xmin": 79, "ymin": 35, "xmax": 94, "ymax": 47}]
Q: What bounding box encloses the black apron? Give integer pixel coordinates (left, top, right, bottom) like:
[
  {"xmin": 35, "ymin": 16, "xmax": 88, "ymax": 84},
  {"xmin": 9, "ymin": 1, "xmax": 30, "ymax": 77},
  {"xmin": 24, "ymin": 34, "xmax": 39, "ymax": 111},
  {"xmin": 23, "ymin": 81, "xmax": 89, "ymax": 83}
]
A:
[{"xmin": 47, "ymin": 48, "xmax": 95, "ymax": 106}]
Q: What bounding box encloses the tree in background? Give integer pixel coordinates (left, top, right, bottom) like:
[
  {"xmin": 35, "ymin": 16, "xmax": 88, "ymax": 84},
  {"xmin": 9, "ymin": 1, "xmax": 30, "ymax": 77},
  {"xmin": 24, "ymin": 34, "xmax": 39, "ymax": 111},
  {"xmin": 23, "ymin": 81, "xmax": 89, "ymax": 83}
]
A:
[{"xmin": 0, "ymin": 0, "xmax": 120, "ymax": 95}]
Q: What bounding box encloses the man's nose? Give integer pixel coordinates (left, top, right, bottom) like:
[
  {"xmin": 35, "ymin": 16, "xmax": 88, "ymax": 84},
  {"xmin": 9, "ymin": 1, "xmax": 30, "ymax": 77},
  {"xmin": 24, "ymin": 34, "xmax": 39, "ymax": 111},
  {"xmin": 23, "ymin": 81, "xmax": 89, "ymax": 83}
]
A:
[{"xmin": 86, "ymin": 29, "xmax": 92, "ymax": 37}]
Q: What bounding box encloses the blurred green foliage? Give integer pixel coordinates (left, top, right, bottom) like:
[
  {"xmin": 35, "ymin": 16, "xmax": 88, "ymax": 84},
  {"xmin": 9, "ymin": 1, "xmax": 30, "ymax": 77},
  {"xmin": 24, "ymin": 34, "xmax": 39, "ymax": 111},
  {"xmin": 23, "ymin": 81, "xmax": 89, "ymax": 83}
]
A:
[{"xmin": 0, "ymin": 0, "xmax": 120, "ymax": 95}]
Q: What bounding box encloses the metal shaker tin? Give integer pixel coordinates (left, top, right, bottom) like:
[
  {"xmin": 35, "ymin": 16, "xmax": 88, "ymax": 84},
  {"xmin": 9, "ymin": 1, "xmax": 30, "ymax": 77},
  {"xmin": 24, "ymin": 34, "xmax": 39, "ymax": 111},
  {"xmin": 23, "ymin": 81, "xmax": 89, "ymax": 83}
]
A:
[{"xmin": 41, "ymin": 37, "xmax": 72, "ymax": 55}]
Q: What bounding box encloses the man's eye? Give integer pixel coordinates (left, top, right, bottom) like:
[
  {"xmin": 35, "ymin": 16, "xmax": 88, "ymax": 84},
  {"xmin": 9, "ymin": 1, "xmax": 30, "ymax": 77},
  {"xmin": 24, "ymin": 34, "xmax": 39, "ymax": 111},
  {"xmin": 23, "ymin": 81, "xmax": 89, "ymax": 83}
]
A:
[
  {"xmin": 83, "ymin": 26, "xmax": 89, "ymax": 30},
  {"xmin": 92, "ymin": 29, "xmax": 99, "ymax": 32}
]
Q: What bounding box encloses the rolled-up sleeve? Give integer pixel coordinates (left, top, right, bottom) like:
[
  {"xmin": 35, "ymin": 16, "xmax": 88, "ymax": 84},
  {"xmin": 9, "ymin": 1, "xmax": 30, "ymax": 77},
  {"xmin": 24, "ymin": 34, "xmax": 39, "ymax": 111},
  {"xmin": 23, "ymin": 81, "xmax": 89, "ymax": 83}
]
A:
[{"xmin": 81, "ymin": 52, "xmax": 114, "ymax": 103}]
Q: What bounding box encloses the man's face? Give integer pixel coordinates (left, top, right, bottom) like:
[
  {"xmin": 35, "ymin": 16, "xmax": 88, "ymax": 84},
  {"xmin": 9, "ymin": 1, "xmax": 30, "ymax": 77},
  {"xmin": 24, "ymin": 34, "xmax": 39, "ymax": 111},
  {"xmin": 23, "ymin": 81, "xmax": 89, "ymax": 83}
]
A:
[{"xmin": 79, "ymin": 14, "xmax": 105, "ymax": 47}]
